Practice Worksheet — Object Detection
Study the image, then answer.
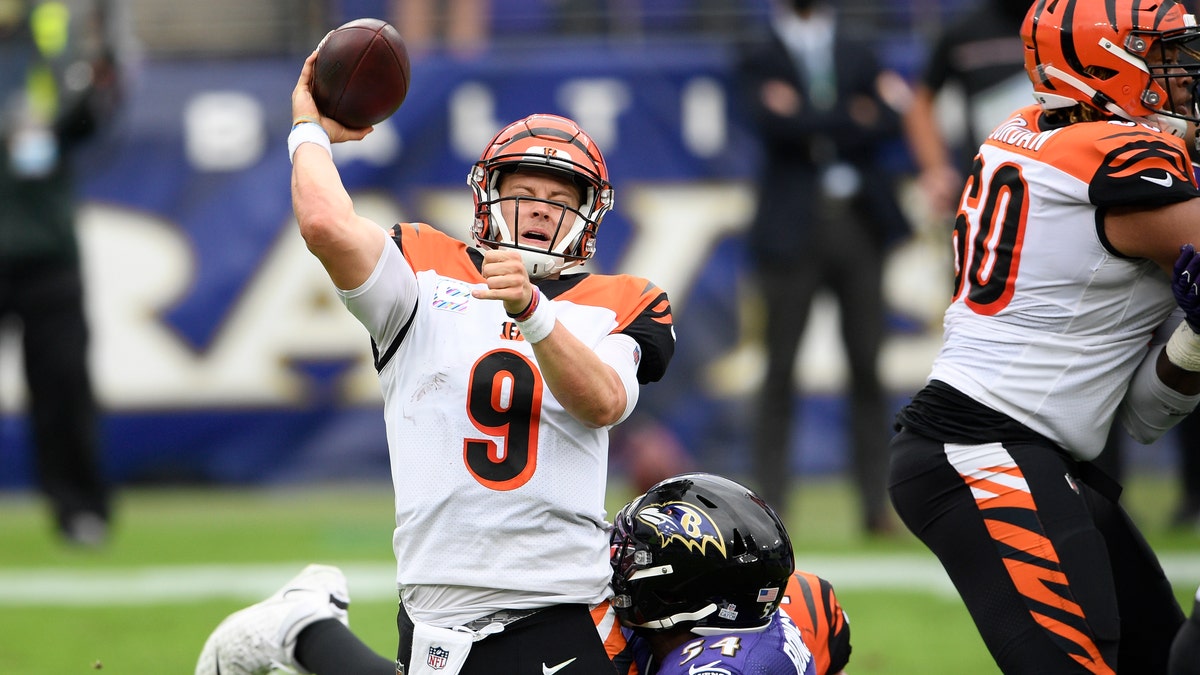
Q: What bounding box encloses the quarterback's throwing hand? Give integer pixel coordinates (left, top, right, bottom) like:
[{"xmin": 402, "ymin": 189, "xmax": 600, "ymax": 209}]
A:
[{"xmin": 1174, "ymin": 243, "xmax": 1200, "ymax": 330}]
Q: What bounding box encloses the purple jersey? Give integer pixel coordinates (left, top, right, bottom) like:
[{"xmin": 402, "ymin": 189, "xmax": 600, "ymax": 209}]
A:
[{"xmin": 633, "ymin": 610, "xmax": 816, "ymax": 675}]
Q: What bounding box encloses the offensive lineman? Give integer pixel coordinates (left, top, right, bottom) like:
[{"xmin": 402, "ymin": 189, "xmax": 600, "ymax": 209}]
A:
[{"xmin": 889, "ymin": 1, "xmax": 1200, "ymax": 672}]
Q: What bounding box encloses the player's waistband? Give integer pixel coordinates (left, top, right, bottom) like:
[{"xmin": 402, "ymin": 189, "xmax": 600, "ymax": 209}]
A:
[{"xmin": 461, "ymin": 607, "xmax": 543, "ymax": 632}]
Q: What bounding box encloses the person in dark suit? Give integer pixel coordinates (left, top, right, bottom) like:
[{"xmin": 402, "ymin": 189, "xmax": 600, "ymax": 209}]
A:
[
  {"xmin": 0, "ymin": 0, "xmax": 128, "ymax": 546},
  {"xmin": 734, "ymin": 0, "xmax": 910, "ymax": 534}
]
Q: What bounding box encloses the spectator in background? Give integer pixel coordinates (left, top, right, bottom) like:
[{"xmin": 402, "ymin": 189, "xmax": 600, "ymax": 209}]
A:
[
  {"xmin": 903, "ymin": 0, "xmax": 1030, "ymax": 219},
  {"xmin": 0, "ymin": 0, "xmax": 128, "ymax": 546},
  {"xmin": 733, "ymin": 0, "xmax": 911, "ymax": 534},
  {"xmin": 390, "ymin": 0, "xmax": 489, "ymax": 57}
]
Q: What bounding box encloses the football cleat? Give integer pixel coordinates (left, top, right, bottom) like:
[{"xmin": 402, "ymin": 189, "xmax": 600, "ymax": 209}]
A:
[{"xmin": 195, "ymin": 564, "xmax": 351, "ymax": 675}]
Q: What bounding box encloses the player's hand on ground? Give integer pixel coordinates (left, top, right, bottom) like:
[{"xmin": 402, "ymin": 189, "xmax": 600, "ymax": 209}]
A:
[
  {"xmin": 292, "ymin": 51, "xmax": 371, "ymax": 144},
  {"xmin": 1173, "ymin": 243, "xmax": 1200, "ymax": 330},
  {"xmin": 473, "ymin": 249, "xmax": 534, "ymax": 316}
]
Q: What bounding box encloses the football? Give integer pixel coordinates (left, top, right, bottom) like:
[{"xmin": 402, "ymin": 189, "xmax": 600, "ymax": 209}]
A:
[{"xmin": 311, "ymin": 18, "xmax": 410, "ymax": 129}]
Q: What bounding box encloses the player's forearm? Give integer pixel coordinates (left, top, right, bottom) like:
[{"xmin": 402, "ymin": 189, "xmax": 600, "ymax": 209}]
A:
[
  {"xmin": 293, "ymin": 145, "xmax": 352, "ymax": 238},
  {"xmin": 533, "ymin": 327, "xmax": 628, "ymax": 428}
]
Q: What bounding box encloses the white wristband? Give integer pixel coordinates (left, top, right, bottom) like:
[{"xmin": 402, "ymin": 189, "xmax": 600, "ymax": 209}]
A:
[
  {"xmin": 1166, "ymin": 320, "xmax": 1200, "ymax": 371},
  {"xmin": 517, "ymin": 296, "xmax": 557, "ymax": 344},
  {"xmin": 288, "ymin": 122, "xmax": 331, "ymax": 164}
]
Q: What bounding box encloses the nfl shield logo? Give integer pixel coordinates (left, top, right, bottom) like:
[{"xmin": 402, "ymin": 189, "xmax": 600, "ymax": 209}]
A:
[{"xmin": 427, "ymin": 646, "xmax": 449, "ymax": 670}]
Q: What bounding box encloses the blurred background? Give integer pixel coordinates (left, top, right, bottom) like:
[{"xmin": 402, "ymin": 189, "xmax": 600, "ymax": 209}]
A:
[{"xmin": 0, "ymin": 0, "xmax": 1185, "ymax": 518}]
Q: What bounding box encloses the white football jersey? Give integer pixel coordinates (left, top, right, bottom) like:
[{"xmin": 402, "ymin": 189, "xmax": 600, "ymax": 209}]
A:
[
  {"xmin": 928, "ymin": 105, "xmax": 1199, "ymax": 460},
  {"xmin": 339, "ymin": 223, "xmax": 674, "ymax": 626}
]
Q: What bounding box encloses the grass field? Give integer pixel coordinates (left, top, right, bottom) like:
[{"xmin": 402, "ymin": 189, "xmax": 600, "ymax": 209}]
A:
[{"xmin": 1, "ymin": 471, "xmax": 1197, "ymax": 674}]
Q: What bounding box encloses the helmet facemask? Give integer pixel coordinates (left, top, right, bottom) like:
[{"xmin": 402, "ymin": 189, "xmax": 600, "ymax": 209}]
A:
[
  {"xmin": 1143, "ymin": 28, "xmax": 1200, "ymax": 133},
  {"xmin": 470, "ymin": 161, "xmax": 610, "ymax": 279},
  {"xmin": 468, "ymin": 115, "xmax": 614, "ymax": 279}
]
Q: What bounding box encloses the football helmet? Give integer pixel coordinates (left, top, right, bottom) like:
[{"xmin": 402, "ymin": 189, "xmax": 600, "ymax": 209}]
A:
[
  {"xmin": 468, "ymin": 114, "xmax": 614, "ymax": 279},
  {"xmin": 609, "ymin": 473, "xmax": 795, "ymax": 635},
  {"xmin": 1022, "ymin": 0, "xmax": 1200, "ymax": 132}
]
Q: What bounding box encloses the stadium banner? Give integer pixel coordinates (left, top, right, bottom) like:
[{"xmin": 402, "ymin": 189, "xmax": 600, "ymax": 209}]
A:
[{"xmin": 0, "ymin": 45, "xmax": 931, "ymax": 487}]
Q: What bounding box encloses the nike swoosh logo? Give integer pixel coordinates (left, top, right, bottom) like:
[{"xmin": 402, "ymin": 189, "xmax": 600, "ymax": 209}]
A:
[
  {"xmin": 542, "ymin": 657, "xmax": 577, "ymax": 675},
  {"xmin": 1141, "ymin": 171, "xmax": 1174, "ymax": 187}
]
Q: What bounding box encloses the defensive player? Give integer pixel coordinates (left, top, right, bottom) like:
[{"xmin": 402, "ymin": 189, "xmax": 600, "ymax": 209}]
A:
[
  {"xmin": 198, "ymin": 48, "xmax": 675, "ymax": 674},
  {"xmin": 608, "ymin": 473, "xmax": 836, "ymax": 675},
  {"xmin": 888, "ymin": 1, "xmax": 1200, "ymax": 672},
  {"xmin": 194, "ymin": 473, "xmax": 852, "ymax": 675}
]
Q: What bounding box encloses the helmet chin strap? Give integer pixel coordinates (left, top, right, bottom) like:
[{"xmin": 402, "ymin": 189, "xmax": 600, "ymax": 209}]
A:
[
  {"xmin": 519, "ymin": 249, "xmax": 568, "ymax": 280},
  {"xmin": 1152, "ymin": 113, "xmax": 1190, "ymax": 139}
]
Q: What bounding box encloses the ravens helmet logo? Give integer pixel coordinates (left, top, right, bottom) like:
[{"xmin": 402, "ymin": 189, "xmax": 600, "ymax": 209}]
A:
[{"xmin": 635, "ymin": 501, "xmax": 726, "ymax": 558}]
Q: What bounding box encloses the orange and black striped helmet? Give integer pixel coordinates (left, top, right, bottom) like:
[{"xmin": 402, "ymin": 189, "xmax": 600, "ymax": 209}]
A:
[
  {"xmin": 468, "ymin": 114, "xmax": 614, "ymax": 279},
  {"xmin": 1023, "ymin": 0, "xmax": 1200, "ymax": 128}
]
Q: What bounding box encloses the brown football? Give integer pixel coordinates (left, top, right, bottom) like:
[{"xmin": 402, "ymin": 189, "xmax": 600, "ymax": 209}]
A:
[{"xmin": 311, "ymin": 18, "xmax": 410, "ymax": 129}]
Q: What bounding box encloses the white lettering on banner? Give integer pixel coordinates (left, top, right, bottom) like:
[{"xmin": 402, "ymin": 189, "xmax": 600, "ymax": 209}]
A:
[
  {"xmin": 450, "ymin": 75, "xmax": 716, "ymax": 162},
  {"xmin": 617, "ymin": 182, "xmax": 752, "ymax": 310},
  {"xmin": 184, "ymin": 92, "xmax": 265, "ymax": 172},
  {"xmin": 331, "ymin": 118, "xmax": 402, "ymax": 166},
  {"xmin": 0, "ymin": 185, "xmax": 741, "ymax": 410},
  {"xmin": 681, "ymin": 77, "xmax": 727, "ymax": 158},
  {"xmin": 0, "ymin": 183, "xmax": 944, "ymax": 411},
  {"xmin": 449, "ymin": 82, "xmax": 501, "ymax": 161},
  {"xmin": 557, "ymin": 79, "xmax": 631, "ymax": 152}
]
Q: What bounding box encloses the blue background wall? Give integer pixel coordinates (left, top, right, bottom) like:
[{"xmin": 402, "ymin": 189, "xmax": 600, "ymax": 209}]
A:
[{"xmin": 4, "ymin": 20, "xmax": 1170, "ymax": 489}]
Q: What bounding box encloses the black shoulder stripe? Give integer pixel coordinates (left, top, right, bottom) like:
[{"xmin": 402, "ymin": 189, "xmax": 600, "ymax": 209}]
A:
[
  {"xmin": 372, "ymin": 230, "xmax": 417, "ymax": 372},
  {"xmin": 372, "ymin": 306, "xmax": 417, "ymax": 373}
]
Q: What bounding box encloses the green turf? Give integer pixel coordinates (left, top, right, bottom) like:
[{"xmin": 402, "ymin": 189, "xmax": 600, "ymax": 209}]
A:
[{"xmin": 0, "ymin": 471, "xmax": 1194, "ymax": 674}]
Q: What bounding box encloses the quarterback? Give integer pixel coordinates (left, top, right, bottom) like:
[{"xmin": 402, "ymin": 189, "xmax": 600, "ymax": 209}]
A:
[{"xmin": 197, "ymin": 50, "xmax": 675, "ymax": 675}]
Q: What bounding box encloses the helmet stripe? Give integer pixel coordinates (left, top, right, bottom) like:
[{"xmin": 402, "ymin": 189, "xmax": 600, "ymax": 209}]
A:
[
  {"xmin": 1149, "ymin": 0, "xmax": 1175, "ymax": 31},
  {"xmin": 1060, "ymin": 0, "xmax": 1086, "ymax": 81},
  {"xmin": 499, "ymin": 125, "xmax": 593, "ymax": 158}
]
